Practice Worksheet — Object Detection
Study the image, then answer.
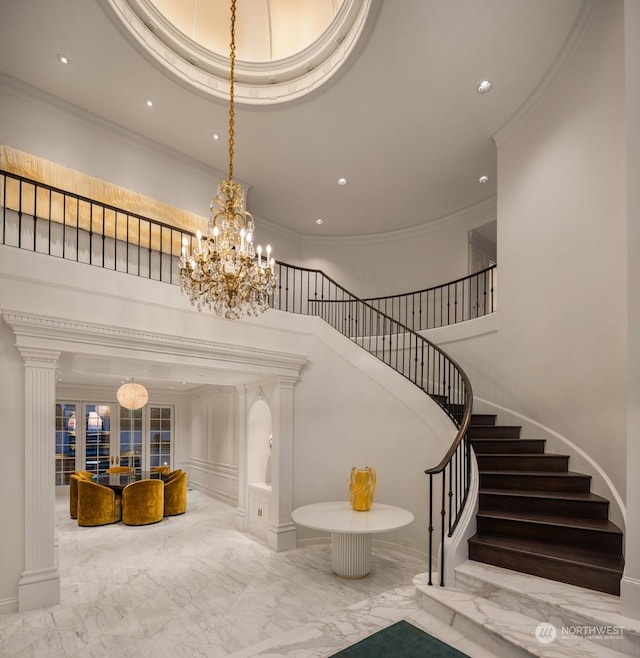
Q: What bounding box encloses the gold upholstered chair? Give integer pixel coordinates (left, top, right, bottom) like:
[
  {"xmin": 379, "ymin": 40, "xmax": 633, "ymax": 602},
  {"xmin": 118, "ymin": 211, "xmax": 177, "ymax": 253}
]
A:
[
  {"xmin": 77, "ymin": 479, "xmax": 122, "ymax": 526},
  {"xmin": 106, "ymin": 465, "xmax": 130, "ymax": 474},
  {"xmin": 164, "ymin": 471, "xmax": 187, "ymax": 516},
  {"xmin": 151, "ymin": 465, "xmax": 170, "ymax": 475},
  {"xmin": 69, "ymin": 471, "xmax": 94, "ymax": 519},
  {"xmin": 165, "ymin": 469, "xmax": 183, "ymax": 481},
  {"xmin": 122, "ymin": 479, "xmax": 164, "ymax": 525}
]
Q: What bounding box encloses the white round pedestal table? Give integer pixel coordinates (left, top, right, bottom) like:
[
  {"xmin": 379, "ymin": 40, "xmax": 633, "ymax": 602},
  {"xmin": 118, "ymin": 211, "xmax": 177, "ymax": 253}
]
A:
[{"xmin": 291, "ymin": 501, "xmax": 414, "ymax": 578}]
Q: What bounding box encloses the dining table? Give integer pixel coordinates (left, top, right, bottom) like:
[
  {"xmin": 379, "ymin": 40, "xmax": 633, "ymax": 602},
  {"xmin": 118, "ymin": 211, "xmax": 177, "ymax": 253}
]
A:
[{"xmin": 93, "ymin": 471, "xmax": 166, "ymax": 492}]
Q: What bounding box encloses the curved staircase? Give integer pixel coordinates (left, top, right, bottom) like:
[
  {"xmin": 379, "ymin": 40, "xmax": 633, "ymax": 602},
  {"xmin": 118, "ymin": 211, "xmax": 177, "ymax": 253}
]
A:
[{"xmin": 467, "ymin": 413, "xmax": 624, "ymax": 595}]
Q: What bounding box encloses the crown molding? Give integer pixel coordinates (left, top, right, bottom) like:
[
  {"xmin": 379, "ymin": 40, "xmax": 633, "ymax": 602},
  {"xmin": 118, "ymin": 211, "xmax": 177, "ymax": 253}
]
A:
[
  {"xmin": 2, "ymin": 310, "xmax": 307, "ymax": 378},
  {"xmin": 492, "ymin": 0, "xmax": 599, "ymax": 147}
]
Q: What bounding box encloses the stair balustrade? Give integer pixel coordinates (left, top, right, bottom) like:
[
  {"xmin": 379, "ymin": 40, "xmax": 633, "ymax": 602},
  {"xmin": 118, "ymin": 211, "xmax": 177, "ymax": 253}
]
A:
[
  {"xmin": 362, "ymin": 265, "xmax": 497, "ymax": 331},
  {"xmin": 1, "ymin": 169, "xmax": 476, "ymax": 585}
]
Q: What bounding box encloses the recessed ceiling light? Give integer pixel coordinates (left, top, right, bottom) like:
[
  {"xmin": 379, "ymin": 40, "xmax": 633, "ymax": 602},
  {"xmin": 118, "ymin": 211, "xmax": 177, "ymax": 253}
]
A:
[
  {"xmin": 57, "ymin": 54, "xmax": 70, "ymax": 65},
  {"xmin": 315, "ymin": 218, "xmax": 324, "ymax": 225},
  {"xmin": 337, "ymin": 177, "xmax": 347, "ymax": 186},
  {"xmin": 478, "ymin": 175, "xmax": 489, "ymax": 184},
  {"xmin": 145, "ymin": 99, "xmax": 154, "ymax": 107},
  {"xmin": 212, "ymin": 132, "xmax": 220, "ymax": 140},
  {"xmin": 477, "ymin": 80, "xmax": 492, "ymax": 94}
]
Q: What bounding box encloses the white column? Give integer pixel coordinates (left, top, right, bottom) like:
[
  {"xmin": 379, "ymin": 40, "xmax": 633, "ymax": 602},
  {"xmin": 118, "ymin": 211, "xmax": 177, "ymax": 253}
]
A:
[
  {"xmin": 17, "ymin": 347, "xmax": 60, "ymax": 612},
  {"xmin": 267, "ymin": 375, "xmax": 297, "ymax": 552},
  {"xmin": 622, "ymin": 0, "xmax": 640, "ymax": 621},
  {"xmin": 234, "ymin": 385, "xmax": 248, "ymax": 531}
]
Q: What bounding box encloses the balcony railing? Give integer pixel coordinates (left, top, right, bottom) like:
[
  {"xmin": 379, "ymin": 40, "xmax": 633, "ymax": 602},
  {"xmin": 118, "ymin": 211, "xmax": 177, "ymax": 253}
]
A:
[
  {"xmin": 363, "ymin": 266, "xmax": 497, "ymax": 332},
  {"xmin": 1, "ymin": 168, "xmax": 477, "ymax": 584}
]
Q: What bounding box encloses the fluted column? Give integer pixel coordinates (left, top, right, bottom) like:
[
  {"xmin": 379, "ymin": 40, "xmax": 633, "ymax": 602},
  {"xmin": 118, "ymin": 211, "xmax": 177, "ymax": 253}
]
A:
[
  {"xmin": 267, "ymin": 375, "xmax": 297, "ymax": 552},
  {"xmin": 234, "ymin": 385, "xmax": 248, "ymax": 531},
  {"xmin": 17, "ymin": 347, "xmax": 60, "ymax": 611}
]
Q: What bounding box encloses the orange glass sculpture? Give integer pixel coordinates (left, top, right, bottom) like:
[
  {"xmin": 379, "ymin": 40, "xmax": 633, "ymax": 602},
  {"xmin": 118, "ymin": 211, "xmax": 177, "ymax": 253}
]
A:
[{"xmin": 349, "ymin": 466, "xmax": 376, "ymax": 511}]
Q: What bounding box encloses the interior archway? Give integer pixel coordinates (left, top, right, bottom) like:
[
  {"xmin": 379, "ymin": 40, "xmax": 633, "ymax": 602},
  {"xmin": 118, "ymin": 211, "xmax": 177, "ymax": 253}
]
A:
[{"xmin": 247, "ymin": 397, "xmax": 272, "ymax": 487}]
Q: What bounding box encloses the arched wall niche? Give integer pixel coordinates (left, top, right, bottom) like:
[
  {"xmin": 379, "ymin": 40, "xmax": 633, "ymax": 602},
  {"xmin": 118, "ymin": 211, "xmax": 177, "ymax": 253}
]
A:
[{"xmin": 247, "ymin": 392, "xmax": 272, "ymax": 487}]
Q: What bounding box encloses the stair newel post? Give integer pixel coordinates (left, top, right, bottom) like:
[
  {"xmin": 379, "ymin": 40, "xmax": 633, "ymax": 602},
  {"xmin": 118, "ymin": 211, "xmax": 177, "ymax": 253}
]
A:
[
  {"xmin": 448, "ymin": 454, "xmax": 453, "ymax": 535},
  {"xmin": 440, "ymin": 473, "xmax": 446, "ymax": 586},
  {"xmin": 428, "ymin": 473, "xmax": 434, "ymax": 586}
]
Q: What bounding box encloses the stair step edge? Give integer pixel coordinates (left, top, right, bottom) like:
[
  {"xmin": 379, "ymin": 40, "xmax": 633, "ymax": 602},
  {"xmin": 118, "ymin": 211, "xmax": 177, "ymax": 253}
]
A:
[
  {"xmin": 480, "ymin": 470, "xmax": 591, "ymax": 479},
  {"xmin": 454, "ymin": 561, "xmax": 640, "ymax": 639},
  {"xmin": 414, "ymin": 573, "xmax": 630, "ymax": 658},
  {"xmin": 468, "ymin": 535, "xmax": 624, "ymax": 571},
  {"xmin": 479, "ymin": 488, "xmax": 610, "ymax": 502},
  {"xmin": 476, "ymin": 511, "xmax": 622, "ymax": 532}
]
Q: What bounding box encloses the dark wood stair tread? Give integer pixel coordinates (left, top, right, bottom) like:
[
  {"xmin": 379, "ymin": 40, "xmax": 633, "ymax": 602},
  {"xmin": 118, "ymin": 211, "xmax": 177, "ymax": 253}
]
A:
[
  {"xmin": 476, "ymin": 510, "xmax": 622, "ymax": 534},
  {"xmin": 476, "ymin": 453, "xmax": 568, "ymax": 459},
  {"xmin": 468, "ymin": 534, "xmax": 624, "ymax": 572},
  {"xmin": 479, "ymin": 488, "xmax": 610, "ymax": 503},
  {"xmin": 481, "ymin": 469, "xmax": 588, "ymax": 477}
]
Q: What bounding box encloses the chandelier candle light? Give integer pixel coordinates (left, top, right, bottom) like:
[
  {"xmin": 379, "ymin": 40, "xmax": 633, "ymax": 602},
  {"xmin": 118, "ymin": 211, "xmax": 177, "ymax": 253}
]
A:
[{"xmin": 179, "ymin": 0, "xmax": 277, "ymax": 319}]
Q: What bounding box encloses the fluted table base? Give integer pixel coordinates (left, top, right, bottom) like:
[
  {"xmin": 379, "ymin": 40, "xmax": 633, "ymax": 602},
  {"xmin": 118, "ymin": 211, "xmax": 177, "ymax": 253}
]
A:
[{"xmin": 331, "ymin": 532, "xmax": 372, "ymax": 578}]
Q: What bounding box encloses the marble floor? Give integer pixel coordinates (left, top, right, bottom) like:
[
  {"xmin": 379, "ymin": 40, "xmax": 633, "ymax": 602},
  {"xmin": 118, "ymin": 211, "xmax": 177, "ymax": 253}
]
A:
[{"xmin": 0, "ymin": 489, "xmax": 491, "ymax": 658}]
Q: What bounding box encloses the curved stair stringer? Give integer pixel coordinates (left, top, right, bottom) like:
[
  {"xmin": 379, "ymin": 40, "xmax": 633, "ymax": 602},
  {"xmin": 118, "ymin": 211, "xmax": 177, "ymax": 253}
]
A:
[
  {"xmin": 439, "ymin": 444, "xmax": 479, "ymax": 586},
  {"xmin": 473, "ymin": 396, "xmax": 626, "ymax": 530}
]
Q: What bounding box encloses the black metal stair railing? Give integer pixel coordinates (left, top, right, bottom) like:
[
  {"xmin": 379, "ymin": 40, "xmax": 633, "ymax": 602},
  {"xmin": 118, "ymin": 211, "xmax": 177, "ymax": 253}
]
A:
[
  {"xmin": 362, "ymin": 265, "xmax": 497, "ymax": 332},
  {"xmin": 1, "ymin": 169, "xmax": 475, "ymax": 585}
]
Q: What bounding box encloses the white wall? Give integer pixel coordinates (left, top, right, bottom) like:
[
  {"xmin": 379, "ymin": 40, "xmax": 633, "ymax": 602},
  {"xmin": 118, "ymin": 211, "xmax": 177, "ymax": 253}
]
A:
[
  {"xmin": 0, "ymin": 72, "xmax": 494, "ymax": 300},
  {"xmin": 444, "ymin": 0, "xmax": 627, "ymax": 498},
  {"xmin": 294, "ymin": 199, "xmax": 496, "ymax": 298},
  {"xmin": 0, "ymin": 244, "xmax": 457, "ymax": 609}
]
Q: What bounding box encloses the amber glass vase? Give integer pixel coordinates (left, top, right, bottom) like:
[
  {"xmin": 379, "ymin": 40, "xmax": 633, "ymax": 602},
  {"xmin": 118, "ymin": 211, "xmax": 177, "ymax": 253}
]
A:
[{"xmin": 349, "ymin": 466, "xmax": 376, "ymax": 511}]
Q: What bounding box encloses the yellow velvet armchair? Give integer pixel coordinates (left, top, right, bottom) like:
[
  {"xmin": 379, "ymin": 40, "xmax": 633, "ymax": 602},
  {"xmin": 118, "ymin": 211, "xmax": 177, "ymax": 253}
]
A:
[
  {"xmin": 106, "ymin": 465, "xmax": 130, "ymax": 474},
  {"xmin": 69, "ymin": 471, "xmax": 94, "ymax": 519},
  {"xmin": 122, "ymin": 479, "xmax": 164, "ymax": 525},
  {"xmin": 77, "ymin": 479, "xmax": 122, "ymax": 526},
  {"xmin": 151, "ymin": 465, "xmax": 170, "ymax": 475},
  {"xmin": 164, "ymin": 471, "xmax": 187, "ymax": 516}
]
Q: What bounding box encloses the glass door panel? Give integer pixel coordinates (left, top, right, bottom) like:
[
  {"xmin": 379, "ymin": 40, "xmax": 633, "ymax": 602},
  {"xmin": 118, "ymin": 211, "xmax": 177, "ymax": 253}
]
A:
[
  {"xmin": 149, "ymin": 406, "xmax": 172, "ymax": 470},
  {"xmin": 84, "ymin": 403, "xmax": 113, "ymax": 474},
  {"xmin": 55, "ymin": 403, "xmax": 77, "ymax": 485},
  {"xmin": 119, "ymin": 407, "xmax": 143, "ymax": 471}
]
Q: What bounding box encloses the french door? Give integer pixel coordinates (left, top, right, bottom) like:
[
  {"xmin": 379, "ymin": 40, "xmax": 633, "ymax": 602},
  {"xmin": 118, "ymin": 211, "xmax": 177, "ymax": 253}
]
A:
[{"xmin": 55, "ymin": 401, "xmax": 173, "ymax": 485}]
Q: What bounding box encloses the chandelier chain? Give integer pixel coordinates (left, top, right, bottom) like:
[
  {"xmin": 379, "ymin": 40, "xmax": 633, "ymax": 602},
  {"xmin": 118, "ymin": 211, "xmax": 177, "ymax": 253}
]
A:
[
  {"xmin": 178, "ymin": 0, "xmax": 277, "ymax": 320},
  {"xmin": 228, "ymin": 0, "xmax": 236, "ymax": 182}
]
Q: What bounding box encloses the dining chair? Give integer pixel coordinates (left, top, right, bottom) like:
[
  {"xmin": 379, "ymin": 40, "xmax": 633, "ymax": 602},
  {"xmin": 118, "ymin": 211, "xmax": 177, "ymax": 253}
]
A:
[
  {"xmin": 164, "ymin": 471, "xmax": 188, "ymax": 516},
  {"xmin": 69, "ymin": 471, "xmax": 94, "ymax": 519},
  {"xmin": 151, "ymin": 465, "xmax": 170, "ymax": 475},
  {"xmin": 122, "ymin": 479, "xmax": 164, "ymax": 525},
  {"xmin": 106, "ymin": 465, "xmax": 130, "ymax": 474},
  {"xmin": 77, "ymin": 479, "xmax": 122, "ymax": 526}
]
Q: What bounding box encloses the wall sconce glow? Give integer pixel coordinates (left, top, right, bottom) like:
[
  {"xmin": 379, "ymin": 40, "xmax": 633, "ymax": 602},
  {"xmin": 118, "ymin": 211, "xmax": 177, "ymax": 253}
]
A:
[
  {"xmin": 57, "ymin": 54, "xmax": 69, "ymax": 64},
  {"xmin": 145, "ymin": 99, "xmax": 154, "ymax": 107},
  {"xmin": 315, "ymin": 218, "xmax": 324, "ymax": 225},
  {"xmin": 477, "ymin": 80, "xmax": 492, "ymax": 94},
  {"xmin": 478, "ymin": 175, "xmax": 489, "ymax": 184},
  {"xmin": 337, "ymin": 177, "xmax": 348, "ymax": 186}
]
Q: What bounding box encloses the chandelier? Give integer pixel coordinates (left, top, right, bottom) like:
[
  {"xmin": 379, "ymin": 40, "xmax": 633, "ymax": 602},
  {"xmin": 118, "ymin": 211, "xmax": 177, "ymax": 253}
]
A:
[{"xmin": 179, "ymin": 0, "xmax": 277, "ymax": 320}]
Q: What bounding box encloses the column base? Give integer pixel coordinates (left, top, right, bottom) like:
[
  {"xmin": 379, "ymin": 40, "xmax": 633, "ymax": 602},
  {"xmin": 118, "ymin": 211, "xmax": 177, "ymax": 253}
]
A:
[
  {"xmin": 18, "ymin": 567, "xmax": 60, "ymax": 612},
  {"xmin": 267, "ymin": 522, "xmax": 297, "ymax": 552}
]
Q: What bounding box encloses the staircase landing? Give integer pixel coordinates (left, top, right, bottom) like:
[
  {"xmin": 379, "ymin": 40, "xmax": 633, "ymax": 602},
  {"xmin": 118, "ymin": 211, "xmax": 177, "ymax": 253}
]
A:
[{"xmin": 415, "ymin": 560, "xmax": 640, "ymax": 657}]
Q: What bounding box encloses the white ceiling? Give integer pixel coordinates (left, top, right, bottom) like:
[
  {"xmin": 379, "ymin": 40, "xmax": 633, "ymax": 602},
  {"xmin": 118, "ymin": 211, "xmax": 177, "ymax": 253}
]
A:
[
  {"xmin": 0, "ymin": 0, "xmax": 584, "ymax": 237},
  {"xmin": 0, "ymin": 0, "xmax": 584, "ymax": 391}
]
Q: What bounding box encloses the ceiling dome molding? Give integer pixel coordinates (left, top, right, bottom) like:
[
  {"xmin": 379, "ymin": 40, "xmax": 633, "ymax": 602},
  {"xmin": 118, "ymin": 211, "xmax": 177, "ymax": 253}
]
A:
[{"xmin": 103, "ymin": 0, "xmax": 372, "ymax": 105}]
